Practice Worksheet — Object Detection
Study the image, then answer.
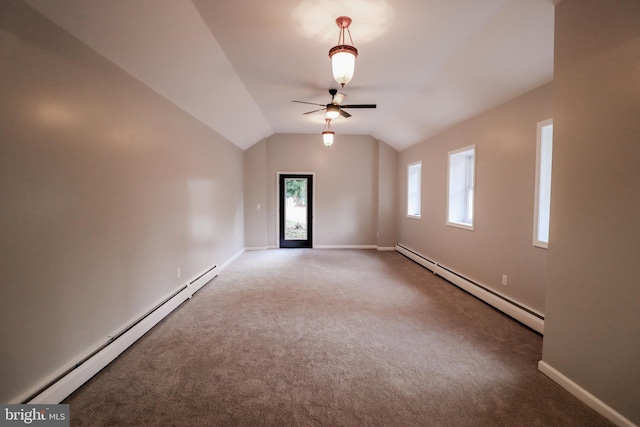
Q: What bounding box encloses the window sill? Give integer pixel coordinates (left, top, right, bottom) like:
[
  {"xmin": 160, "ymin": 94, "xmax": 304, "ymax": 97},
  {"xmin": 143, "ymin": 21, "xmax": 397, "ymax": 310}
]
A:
[
  {"xmin": 447, "ymin": 220, "xmax": 473, "ymax": 231},
  {"xmin": 407, "ymin": 214, "xmax": 421, "ymax": 220}
]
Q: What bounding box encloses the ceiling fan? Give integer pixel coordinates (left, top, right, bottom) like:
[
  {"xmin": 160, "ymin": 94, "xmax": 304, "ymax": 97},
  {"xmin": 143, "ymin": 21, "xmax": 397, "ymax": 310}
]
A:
[{"xmin": 292, "ymin": 89, "xmax": 376, "ymax": 119}]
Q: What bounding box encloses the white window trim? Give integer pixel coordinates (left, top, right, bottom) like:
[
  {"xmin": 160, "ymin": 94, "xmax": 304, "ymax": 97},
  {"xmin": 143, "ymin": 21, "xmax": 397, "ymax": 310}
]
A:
[
  {"xmin": 407, "ymin": 161, "xmax": 422, "ymax": 219},
  {"xmin": 533, "ymin": 119, "xmax": 553, "ymax": 249},
  {"xmin": 447, "ymin": 145, "xmax": 476, "ymax": 231}
]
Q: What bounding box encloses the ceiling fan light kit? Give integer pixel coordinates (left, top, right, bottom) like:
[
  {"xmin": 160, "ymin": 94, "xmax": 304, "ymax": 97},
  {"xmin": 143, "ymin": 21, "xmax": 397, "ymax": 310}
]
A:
[
  {"xmin": 326, "ymin": 104, "xmax": 340, "ymax": 119},
  {"xmin": 329, "ymin": 16, "xmax": 358, "ymax": 88}
]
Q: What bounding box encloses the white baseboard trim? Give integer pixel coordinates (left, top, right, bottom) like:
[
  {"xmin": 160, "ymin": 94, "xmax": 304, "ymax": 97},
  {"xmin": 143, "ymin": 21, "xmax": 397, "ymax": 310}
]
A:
[
  {"xmin": 245, "ymin": 246, "xmax": 268, "ymax": 251},
  {"xmin": 377, "ymin": 246, "xmax": 396, "ymax": 251},
  {"xmin": 538, "ymin": 361, "xmax": 636, "ymax": 427},
  {"xmin": 314, "ymin": 245, "xmax": 377, "ymax": 249},
  {"xmin": 18, "ymin": 253, "xmax": 237, "ymax": 405},
  {"xmin": 395, "ymin": 243, "xmax": 544, "ymax": 334},
  {"xmin": 219, "ymin": 248, "xmax": 245, "ymax": 272}
]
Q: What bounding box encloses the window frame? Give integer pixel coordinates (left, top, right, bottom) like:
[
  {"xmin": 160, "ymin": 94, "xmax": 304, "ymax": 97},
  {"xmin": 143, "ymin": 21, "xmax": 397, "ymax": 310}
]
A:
[
  {"xmin": 533, "ymin": 118, "xmax": 553, "ymax": 249},
  {"xmin": 447, "ymin": 145, "xmax": 476, "ymax": 231},
  {"xmin": 407, "ymin": 161, "xmax": 422, "ymax": 219}
]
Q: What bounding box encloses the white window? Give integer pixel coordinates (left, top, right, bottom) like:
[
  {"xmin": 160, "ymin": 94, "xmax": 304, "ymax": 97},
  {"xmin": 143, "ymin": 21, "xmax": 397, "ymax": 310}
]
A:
[
  {"xmin": 407, "ymin": 161, "xmax": 421, "ymax": 218},
  {"xmin": 533, "ymin": 119, "xmax": 553, "ymax": 248},
  {"xmin": 447, "ymin": 146, "xmax": 475, "ymax": 230}
]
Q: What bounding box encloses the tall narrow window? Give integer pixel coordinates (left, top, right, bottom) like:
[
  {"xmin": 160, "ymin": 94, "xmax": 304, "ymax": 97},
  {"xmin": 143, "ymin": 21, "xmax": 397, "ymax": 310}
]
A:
[
  {"xmin": 407, "ymin": 161, "xmax": 421, "ymax": 218},
  {"xmin": 447, "ymin": 146, "xmax": 475, "ymax": 230},
  {"xmin": 533, "ymin": 119, "xmax": 553, "ymax": 248}
]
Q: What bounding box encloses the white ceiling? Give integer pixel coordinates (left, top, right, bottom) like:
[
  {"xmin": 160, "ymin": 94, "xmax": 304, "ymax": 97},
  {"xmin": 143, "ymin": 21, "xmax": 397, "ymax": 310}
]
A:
[{"xmin": 23, "ymin": 0, "xmax": 555, "ymax": 151}]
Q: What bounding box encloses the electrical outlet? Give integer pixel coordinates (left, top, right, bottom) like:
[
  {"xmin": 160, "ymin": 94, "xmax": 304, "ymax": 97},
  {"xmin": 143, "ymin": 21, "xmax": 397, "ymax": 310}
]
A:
[
  {"xmin": 502, "ymin": 274, "xmax": 508, "ymax": 286},
  {"xmin": 177, "ymin": 268, "xmax": 181, "ymax": 279}
]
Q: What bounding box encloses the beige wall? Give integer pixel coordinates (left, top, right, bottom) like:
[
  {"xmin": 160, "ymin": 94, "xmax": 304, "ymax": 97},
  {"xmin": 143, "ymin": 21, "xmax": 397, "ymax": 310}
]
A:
[
  {"xmin": 377, "ymin": 140, "xmax": 398, "ymax": 249},
  {"xmin": 244, "ymin": 138, "xmax": 268, "ymax": 249},
  {"xmin": 542, "ymin": 0, "xmax": 640, "ymax": 423},
  {"xmin": 0, "ymin": 0, "xmax": 244, "ymax": 403},
  {"xmin": 397, "ymin": 83, "xmax": 553, "ymax": 314},
  {"xmin": 266, "ymin": 133, "xmax": 377, "ymax": 247},
  {"xmin": 243, "ymin": 133, "xmax": 398, "ymax": 248}
]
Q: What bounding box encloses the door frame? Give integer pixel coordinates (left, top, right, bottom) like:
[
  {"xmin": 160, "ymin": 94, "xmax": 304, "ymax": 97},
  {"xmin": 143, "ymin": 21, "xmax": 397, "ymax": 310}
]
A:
[{"xmin": 276, "ymin": 171, "xmax": 315, "ymax": 248}]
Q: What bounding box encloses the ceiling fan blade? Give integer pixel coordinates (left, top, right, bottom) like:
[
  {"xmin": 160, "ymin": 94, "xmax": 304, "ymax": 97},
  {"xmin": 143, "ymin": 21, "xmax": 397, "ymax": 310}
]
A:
[
  {"xmin": 302, "ymin": 108, "xmax": 326, "ymax": 115},
  {"xmin": 339, "ymin": 109, "xmax": 352, "ymax": 118},
  {"xmin": 292, "ymin": 100, "xmax": 326, "ymax": 107},
  {"xmin": 340, "ymin": 104, "xmax": 377, "ymax": 109}
]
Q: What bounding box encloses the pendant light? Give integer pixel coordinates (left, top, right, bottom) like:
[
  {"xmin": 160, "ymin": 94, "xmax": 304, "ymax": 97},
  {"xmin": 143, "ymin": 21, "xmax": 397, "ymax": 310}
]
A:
[
  {"xmin": 328, "ymin": 16, "xmax": 358, "ymax": 87},
  {"xmin": 322, "ymin": 118, "xmax": 335, "ymax": 147}
]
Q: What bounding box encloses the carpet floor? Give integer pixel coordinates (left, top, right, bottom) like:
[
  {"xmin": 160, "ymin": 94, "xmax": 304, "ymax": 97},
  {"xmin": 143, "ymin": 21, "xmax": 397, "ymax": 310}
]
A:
[{"xmin": 64, "ymin": 249, "xmax": 613, "ymax": 426}]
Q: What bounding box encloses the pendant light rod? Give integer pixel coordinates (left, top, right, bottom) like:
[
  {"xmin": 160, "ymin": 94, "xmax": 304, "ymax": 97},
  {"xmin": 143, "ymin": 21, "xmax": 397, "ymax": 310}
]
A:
[{"xmin": 335, "ymin": 16, "xmax": 354, "ymax": 45}]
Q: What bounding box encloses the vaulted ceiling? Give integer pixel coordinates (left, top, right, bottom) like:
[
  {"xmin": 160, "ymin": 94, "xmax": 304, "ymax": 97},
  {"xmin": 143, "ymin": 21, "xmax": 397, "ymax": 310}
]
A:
[{"xmin": 23, "ymin": 0, "xmax": 555, "ymax": 151}]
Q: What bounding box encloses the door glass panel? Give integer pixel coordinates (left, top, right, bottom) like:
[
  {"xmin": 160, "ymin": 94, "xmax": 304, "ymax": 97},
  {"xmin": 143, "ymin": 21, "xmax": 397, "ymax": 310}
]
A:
[{"xmin": 284, "ymin": 178, "xmax": 307, "ymax": 240}]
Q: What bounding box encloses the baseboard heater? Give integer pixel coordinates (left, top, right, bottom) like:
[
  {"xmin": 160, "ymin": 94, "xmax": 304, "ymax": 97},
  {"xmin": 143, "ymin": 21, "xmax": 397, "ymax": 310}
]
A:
[
  {"xmin": 23, "ymin": 264, "xmax": 218, "ymax": 405},
  {"xmin": 395, "ymin": 244, "xmax": 544, "ymax": 334},
  {"xmin": 187, "ymin": 264, "xmax": 218, "ymax": 295}
]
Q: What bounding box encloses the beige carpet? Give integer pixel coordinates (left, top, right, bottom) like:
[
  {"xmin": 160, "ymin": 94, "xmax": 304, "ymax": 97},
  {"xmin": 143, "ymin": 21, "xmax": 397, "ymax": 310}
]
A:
[{"xmin": 64, "ymin": 249, "xmax": 612, "ymax": 426}]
